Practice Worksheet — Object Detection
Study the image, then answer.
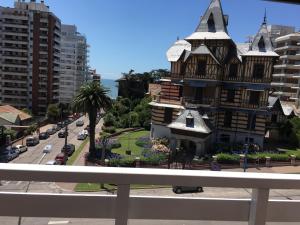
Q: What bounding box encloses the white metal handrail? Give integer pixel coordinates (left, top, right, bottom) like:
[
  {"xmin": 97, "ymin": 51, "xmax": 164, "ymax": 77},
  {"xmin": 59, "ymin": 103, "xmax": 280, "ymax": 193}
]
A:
[{"xmin": 1, "ymin": 164, "xmax": 300, "ymax": 225}]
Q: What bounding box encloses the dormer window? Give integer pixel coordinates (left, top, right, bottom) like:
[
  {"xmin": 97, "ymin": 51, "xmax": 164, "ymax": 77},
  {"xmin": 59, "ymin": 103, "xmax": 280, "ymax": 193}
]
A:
[
  {"xmin": 207, "ymin": 14, "xmax": 216, "ymax": 32},
  {"xmin": 258, "ymin": 36, "xmax": 266, "ymax": 52},
  {"xmin": 186, "ymin": 112, "xmax": 194, "ymax": 128}
]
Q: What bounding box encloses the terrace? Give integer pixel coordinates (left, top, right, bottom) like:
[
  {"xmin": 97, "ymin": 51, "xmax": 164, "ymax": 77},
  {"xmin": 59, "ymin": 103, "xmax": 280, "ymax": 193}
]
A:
[{"xmin": 1, "ymin": 163, "xmax": 300, "ymax": 225}]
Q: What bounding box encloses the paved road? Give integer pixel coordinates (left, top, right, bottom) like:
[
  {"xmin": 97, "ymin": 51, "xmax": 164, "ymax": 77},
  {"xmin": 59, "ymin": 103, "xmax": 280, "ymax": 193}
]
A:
[{"xmin": 12, "ymin": 116, "xmax": 89, "ymax": 165}]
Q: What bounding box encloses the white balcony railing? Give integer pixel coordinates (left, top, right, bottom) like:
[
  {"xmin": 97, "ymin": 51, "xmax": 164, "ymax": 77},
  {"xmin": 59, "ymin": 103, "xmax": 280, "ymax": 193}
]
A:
[{"xmin": 1, "ymin": 164, "xmax": 300, "ymax": 225}]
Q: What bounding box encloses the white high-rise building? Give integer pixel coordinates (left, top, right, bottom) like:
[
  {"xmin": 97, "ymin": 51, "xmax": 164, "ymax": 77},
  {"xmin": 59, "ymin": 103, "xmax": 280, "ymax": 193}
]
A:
[{"xmin": 59, "ymin": 24, "xmax": 88, "ymax": 104}]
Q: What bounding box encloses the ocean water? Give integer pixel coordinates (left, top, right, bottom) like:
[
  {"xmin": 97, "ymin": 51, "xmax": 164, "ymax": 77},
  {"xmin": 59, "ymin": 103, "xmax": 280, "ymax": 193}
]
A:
[{"xmin": 101, "ymin": 79, "xmax": 118, "ymax": 99}]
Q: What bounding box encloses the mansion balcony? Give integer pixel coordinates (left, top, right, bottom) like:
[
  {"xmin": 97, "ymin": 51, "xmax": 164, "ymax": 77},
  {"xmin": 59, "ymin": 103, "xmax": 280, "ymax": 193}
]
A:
[
  {"xmin": 183, "ymin": 97, "xmax": 218, "ymax": 108},
  {"xmin": 1, "ymin": 164, "xmax": 300, "ymax": 225}
]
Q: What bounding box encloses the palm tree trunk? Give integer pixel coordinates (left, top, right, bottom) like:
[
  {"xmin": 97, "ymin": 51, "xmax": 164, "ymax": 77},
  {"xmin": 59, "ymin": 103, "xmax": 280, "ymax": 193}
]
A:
[{"xmin": 88, "ymin": 110, "xmax": 97, "ymax": 157}]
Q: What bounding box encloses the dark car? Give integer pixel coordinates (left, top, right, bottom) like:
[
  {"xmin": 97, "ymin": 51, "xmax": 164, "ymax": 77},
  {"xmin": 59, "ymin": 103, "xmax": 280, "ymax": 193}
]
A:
[
  {"xmin": 55, "ymin": 153, "xmax": 68, "ymax": 165},
  {"xmin": 46, "ymin": 128, "xmax": 56, "ymax": 135},
  {"xmin": 39, "ymin": 132, "xmax": 49, "ymax": 140},
  {"xmin": 0, "ymin": 148, "xmax": 19, "ymax": 163},
  {"xmin": 58, "ymin": 130, "xmax": 68, "ymax": 138},
  {"xmin": 172, "ymin": 186, "xmax": 203, "ymax": 194},
  {"xmin": 61, "ymin": 144, "xmax": 75, "ymax": 156},
  {"xmin": 57, "ymin": 122, "xmax": 65, "ymax": 128}
]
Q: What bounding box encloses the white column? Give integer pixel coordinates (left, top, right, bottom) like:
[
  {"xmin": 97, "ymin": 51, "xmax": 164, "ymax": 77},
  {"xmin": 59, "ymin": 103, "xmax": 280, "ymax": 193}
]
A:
[
  {"xmin": 249, "ymin": 188, "xmax": 270, "ymax": 225},
  {"xmin": 115, "ymin": 184, "xmax": 130, "ymax": 225}
]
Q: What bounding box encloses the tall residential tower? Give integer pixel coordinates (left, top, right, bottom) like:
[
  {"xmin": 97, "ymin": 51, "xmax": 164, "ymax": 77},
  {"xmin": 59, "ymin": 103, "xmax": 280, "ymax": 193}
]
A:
[
  {"xmin": 59, "ymin": 24, "xmax": 88, "ymax": 104},
  {"xmin": 0, "ymin": 0, "xmax": 61, "ymax": 115}
]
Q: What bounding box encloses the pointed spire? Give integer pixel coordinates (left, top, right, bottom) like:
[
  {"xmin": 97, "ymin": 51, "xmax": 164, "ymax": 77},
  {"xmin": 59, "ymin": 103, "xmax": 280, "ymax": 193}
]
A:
[
  {"xmin": 195, "ymin": 0, "xmax": 228, "ymax": 33},
  {"xmin": 263, "ymin": 8, "xmax": 267, "ymax": 25},
  {"xmin": 250, "ymin": 9, "xmax": 273, "ymax": 52}
]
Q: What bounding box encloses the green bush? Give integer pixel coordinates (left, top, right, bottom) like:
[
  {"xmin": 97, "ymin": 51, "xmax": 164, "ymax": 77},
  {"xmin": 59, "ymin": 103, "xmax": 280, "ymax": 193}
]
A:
[
  {"xmin": 103, "ymin": 126, "xmax": 116, "ymax": 134},
  {"xmin": 135, "ymin": 139, "xmax": 147, "ymax": 148},
  {"xmin": 216, "ymin": 153, "xmax": 239, "ymax": 164}
]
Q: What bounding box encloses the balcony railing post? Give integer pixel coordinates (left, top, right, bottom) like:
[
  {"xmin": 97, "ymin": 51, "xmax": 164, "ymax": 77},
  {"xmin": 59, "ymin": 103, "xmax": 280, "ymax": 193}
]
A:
[
  {"xmin": 248, "ymin": 188, "xmax": 270, "ymax": 225},
  {"xmin": 115, "ymin": 184, "xmax": 130, "ymax": 225}
]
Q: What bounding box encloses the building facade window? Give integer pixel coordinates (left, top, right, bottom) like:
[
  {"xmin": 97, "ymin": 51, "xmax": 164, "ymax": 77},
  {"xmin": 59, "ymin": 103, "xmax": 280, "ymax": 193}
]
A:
[
  {"xmin": 164, "ymin": 108, "xmax": 173, "ymax": 124},
  {"xmin": 207, "ymin": 13, "xmax": 216, "ymax": 32},
  {"xmin": 196, "ymin": 60, "xmax": 207, "ymax": 75},
  {"xmin": 226, "ymin": 90, "xmax": 235, "ymax": 103},
  {"xmin": 247, "ymin": 113, "xmax": 256, "ymax": 130},
  {"xmin": 228, "ymin": 64, "xmax": 238, "ymax": 78},
  {"xmin": 224, "ymin": 111, "xmax": 232, "ymax": 128},
  {"xmin": 252, "ymin": 64, "xmax": 264, "ymax": 79},
  {"xmin": 249, "ymin": 91, "xmax": 260, "ymax": 105},
  {"xmin": 220, "ymin": 134, "xmax": 230, "ymax": 143}
]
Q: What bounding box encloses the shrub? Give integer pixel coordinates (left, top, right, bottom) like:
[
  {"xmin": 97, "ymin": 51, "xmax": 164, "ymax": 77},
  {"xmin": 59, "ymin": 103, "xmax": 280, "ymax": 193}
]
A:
[
  {"xmin": 141, "ymin": 149, "xmax": 168, "ymax": 165},
  {"xmin": 103, "ymin": 126, "xmax": 116, "ymax": 134},
  {"xmin": 216, "ymin": 153, "xmax": 239, "ymax": 164}
]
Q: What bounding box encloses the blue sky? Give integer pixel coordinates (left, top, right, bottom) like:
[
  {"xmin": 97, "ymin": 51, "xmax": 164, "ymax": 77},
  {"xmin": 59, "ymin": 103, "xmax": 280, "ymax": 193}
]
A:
[{"xmin": 1, "ymin": 0, "xmax": 300, "ymax": 79}]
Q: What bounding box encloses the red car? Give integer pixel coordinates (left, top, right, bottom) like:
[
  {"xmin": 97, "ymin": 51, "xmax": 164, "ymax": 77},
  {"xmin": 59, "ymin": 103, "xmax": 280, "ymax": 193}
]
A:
[{"xmin": 55, "ymin": 153, "xmax": 68, "ymax": 165}]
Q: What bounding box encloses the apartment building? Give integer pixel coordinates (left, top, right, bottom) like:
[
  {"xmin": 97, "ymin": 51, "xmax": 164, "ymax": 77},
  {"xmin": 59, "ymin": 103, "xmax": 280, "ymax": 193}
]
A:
[
  {"xmin": 271, "ymin": 33, "xmax": 300, "ymax": 107},
  {"xmin": 267, "ymin": 25, "xmax": 295, "ymax": 45},
  {"xmin": 59, "ymin": 24, "xmax": 88, "ymax": 104},
  {"xmin": 150, "ymin": 0, "xmax": 279, "ymax": 154},
  {"xmin": 0, "ymin": 0, "xmax": 61, "ymax": 115}
]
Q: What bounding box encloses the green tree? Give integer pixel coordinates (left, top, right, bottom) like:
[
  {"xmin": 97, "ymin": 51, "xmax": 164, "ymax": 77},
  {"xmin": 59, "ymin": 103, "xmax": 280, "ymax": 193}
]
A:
[
  {"xmin": 72, "ymin": 82, "xmax": 112, "ymax": 157},
  {"xmin": 47, "ymin": 104, "xmax": 60, "ymax": 122},
  {"xmin": 25, "ymin": 124, "xmax": 38, "ymax": 135},
  {"xmin": 104, "ymin": 112, "xmax": 116, "ymax": 127},
  {"xmin": 21, "ymin": 108, "xmax": 32, "ymax": 116},
  {"xmin": 4, "ymin": 129, "xmax": 17, "ymax": 141}
]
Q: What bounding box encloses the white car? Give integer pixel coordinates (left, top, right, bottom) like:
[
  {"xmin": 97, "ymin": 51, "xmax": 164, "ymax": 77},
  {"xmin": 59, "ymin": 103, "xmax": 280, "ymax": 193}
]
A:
[
  {"xmin": 43, "ymin": 145, "xmax": 53, "ymax": 153},
  {"xmin": 77, "ymin": 131, "xmax": 87, "ymax": 140},
  {"xmin": 12, "ymin": 145, "xmax": 28, "ymax": 154}
]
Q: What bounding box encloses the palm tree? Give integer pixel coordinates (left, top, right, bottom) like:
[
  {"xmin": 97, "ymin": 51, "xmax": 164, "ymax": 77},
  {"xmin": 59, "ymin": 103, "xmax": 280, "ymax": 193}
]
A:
[{"xmin": 72, "ymin": 82, "xmax": 111, "ymax": 157}]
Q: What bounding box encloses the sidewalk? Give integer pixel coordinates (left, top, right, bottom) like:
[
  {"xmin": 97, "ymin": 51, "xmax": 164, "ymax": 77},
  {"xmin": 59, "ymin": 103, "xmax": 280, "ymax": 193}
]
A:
[{"xmin": 227, "ymin": 165, "xmax": 300, "ymax": 174}]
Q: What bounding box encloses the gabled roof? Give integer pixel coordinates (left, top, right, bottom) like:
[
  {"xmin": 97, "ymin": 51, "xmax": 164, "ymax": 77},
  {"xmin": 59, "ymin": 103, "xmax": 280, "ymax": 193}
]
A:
[
  {"xmin": 185, "ymin": 31, "xmax": 230, "ymax": 41},
  {"xmin": 246, "ymin": 15, "xmax": 278, "ymax": 57},
  {"xmin": 0, "ymin": 105, "xmax": 31, "ymax": 121},
  {"xmin": 166, "ymin": 39, "xmax": 191, "ymax": 62},
  {"xmin": 0, "ymin": 112, "xmax": 20, "ymax": 124},
  {"xmin": 195, "ymin": 0, "xmax": 228, "ymax": 33},
  {"xmin": 168, "ymin": 109, "xmax": 212, "ymax": 134},
  {"xmin": 191, "ymin": 44, "xmax": 220, "ymax": 64}
]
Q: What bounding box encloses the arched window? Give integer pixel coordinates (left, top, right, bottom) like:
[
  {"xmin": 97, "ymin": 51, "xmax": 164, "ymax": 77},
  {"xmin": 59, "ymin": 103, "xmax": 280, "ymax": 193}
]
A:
[
  {"xmin": 207, "ymin": 14, "xmax": 216, "ymax": 32},
  {"xmin": 258, "ymin": 36, "xmax": 266, "ymax": 52}
]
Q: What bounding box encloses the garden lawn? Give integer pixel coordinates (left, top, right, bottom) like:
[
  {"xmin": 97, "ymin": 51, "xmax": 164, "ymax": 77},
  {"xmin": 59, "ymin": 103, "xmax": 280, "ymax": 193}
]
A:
[
  {"xmin": 74, "ymin": 183, "xmax": 170, "ymax": 192},
  {"xmin": 111, "ymin": 130, "xmax": 150, "ymax": 156}
]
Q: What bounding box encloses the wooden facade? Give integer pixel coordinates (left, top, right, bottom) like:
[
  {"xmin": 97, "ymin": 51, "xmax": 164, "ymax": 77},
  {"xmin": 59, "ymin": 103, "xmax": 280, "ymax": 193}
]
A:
[{"xmin": 150, "ymin": 0, "xmax": 279, "ymax": 148}]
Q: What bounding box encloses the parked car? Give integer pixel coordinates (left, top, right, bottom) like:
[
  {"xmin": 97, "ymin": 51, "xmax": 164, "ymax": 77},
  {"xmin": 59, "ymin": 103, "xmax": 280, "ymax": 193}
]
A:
[
  {"xmin": 46, "ymin": 128, "xmax": 56, "ymax": 135},
  {"xmin": 45, "ymin": 160, "xmax": 63, "ymax": 165},
  {"xmin": 43, "ymin": 145, "xmax": 53, "ymax": 153},
  {"xmin": 173, "ymin": 186, "xmax": 203, "ymax": 194},
  {"xmin": 0, "ymin": 147, "xmax": 19, "ymax": 162},
  {"xmin": 39, "ymin": 132, "xmax": 49, "ymax": 140},
  {"xmin": 77, "ymin": 131, "xmax": 87, "ymax": 140},
  {"xmin": 26, "ymin": 136, "xmax": 40, "ymax": 146},
  {"xmin": 57, "ymin": 122, "xmax": 65, "ymax": 128},
  {"xmin": 76, "ymin": 120, "xmax": 84, "ymax": 127},
  {"xmin": 61, "ymin": 144, "xmax": 75, "ymax": 156},
  {"xmin": 55, "ymin": 153, "xmax": 68, "ymax": 165},
  {"xmin": 58, "ymin": 129, "xmax": 68, "ymax": 138},
  {"xmin": 12, "ymin": 145, "xmax": 27, "ymax": 154},
  {"xmin": 53, "ymin": 125, "xmax": 61, "ymax": 132}
]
